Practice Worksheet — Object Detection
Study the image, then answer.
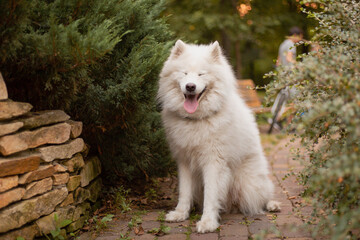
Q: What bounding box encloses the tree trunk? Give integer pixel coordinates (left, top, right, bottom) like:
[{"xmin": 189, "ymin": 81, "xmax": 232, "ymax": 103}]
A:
[
  {"xmin": 221, "ymin": 30, "xmax": 231, "ymax": 57},
  {"xmin": 234, "ymin": 41, "xmax": 242, "ymax": 79}
]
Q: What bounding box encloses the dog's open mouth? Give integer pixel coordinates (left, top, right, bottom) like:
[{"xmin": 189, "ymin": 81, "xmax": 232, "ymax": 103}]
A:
[{"xmin": 183, "ymin": 87, "xmax": 206, "ymax": 114}]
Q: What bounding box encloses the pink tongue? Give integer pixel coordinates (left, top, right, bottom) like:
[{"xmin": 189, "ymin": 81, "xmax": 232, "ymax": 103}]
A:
[{"xmin": 184, "ymin": 95, "xmax": 199, "ymax": 114}]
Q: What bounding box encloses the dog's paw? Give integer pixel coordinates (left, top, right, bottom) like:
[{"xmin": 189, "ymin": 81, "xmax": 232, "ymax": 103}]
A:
[
  {"xmin": 266, "ymin": 200, "xmax": 281, "ymax": 212},
  {"xmin": 165, "ymin": 210, "xmax": 189, "ymax": 222},
  {"xmin": 196, "ymin": 217, "xmax": 219, "ymax": 233}
]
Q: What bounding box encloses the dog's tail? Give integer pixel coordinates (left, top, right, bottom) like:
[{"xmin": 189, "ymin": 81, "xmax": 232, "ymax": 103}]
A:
[{"xmin": 266, "ymin": 200, "xmax": 281, "ymax": 212}]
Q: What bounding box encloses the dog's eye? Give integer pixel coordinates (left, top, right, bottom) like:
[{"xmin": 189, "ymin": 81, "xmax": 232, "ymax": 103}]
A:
[
  {"xmin": 183, "ymin": 72, "xmax": 188, "ymax": 75},
  {"xmin": 198, "ymin": 73, "xmax": 205, "ymax": 76}
]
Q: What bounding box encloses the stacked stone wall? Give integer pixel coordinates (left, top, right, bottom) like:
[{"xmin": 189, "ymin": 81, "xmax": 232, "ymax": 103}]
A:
[{"xmin": 0, "ymin": 73, "xmax": 102, "ymax": 239}]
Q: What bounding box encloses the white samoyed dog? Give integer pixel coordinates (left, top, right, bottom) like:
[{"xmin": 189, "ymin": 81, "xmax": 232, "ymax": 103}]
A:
[{"xmin": 157, "ymin": 40, "xmax": 280, "ymax": 233}]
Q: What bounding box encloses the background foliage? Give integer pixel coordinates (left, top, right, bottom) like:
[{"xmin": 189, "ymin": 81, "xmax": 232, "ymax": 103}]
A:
[
  {"xmin": 266, "ymin": 0, "xmax": 360, "ymax": 238},
  {"xmin": 0, "ymin": 0, "xmax": 174, "ymax": 183},
  {"xmin": 164, "ymin": 0, "xmax": 314, "ymax": 85}
]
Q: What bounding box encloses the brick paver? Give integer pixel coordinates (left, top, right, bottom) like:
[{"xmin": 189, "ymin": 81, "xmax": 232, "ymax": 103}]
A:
[{"xmin": 79, "ymin": 135, "xmax": 313, "ymax": 240}]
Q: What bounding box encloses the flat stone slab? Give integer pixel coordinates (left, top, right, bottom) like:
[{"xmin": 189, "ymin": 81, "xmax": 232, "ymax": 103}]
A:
[
  {"xmin": 18, "ymin": 165, "xmax": 56, "ymax": 184},
  {"xmin": 37, "ymin": 138, "xmax": 85, "ymax": 162},
  {"xmin": 0, "ymin": 121, "xmax": 24, "ymax": 137},
  {"xmin": 74, "ymin": 187, "xmax": 90, "ymax": 204},
  {"xmin": 0, "ymin": 187, "xmax": 68, "ymax": 233},
  {"xmin": 0, "ymin": 73, "xmax": 8, "ymax": 100},
  {"xmin": 52, "ymin": 172, "xmax": 69, "ymax": 185},
  {"xmin": 0, "ymin": 122, "xmax": 71, "ymax": 156},
  {"xmin": 62, "ymin": 153, "xmax": 84, "ymax": 172},
  {"xmin": 0, "ymin": 187, "xmax": 25, "ymax": 209},
  {"xmin": 87, "ymin": 177, "xmax": 102, "ymax": 202},
  {"xmin": 67, "ymin": 215, "xmax": 86, "ymax": 232},
  {"xmin": 54, "ymin": 163, "xmax": 67, "ymax": 173},
  {"xmin": 67, "ymin": 175, "xmax": 81, "ymax": 191},
  {"xmin": 0, "ymin": 175, "xmax": 18, "ymax": 193},
  {"xmin": 67, "ymin": 120, "xmax": 83, "ymax": 138},
  {"xmin": 36, "ymin": 205, "xmax": 75, "ymax": 235},
  {"xmin": 73, "ymin": 202, "xmax": 90, "ymax": 221},
  {"xmin": 23, "ymin": 177, "xmax": 53, "ymax": 199},
  {"xmin": 60, "ymin": 193, "xmax": 74, "ymax": 207},
  {"xmin": 19, "ymin": 110, "xmax": 70, "ymax": 129},
  {"xmin": 0, "ymin": 101, "xmax": 33, "ymax": 121},
  {"xmin": 0, "ymin": 152, "xmax": 40, "ymax": 177},
  {"xmin": 80, "ymin": 156, "xmax": 101, "ymax": 187},
  {"xmin": 0, "ymin": 224, "xmax": 38, "ymax": 240}
]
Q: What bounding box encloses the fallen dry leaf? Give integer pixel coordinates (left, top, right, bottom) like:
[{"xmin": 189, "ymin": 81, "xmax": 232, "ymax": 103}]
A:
[
  {"xmin": 82, "ymin": 225, "xmax": 90, "ymax": 231},
  {"xmin": 94, "ymin": 206, "xmax": 107, "ymax": 215},
  {"xmin": 133, "ymin": 226, "xmax": 144, "ymax": 235},
  {"xmin": 266, "ymin": 214, "xmax": 277, "ymax": 220}
]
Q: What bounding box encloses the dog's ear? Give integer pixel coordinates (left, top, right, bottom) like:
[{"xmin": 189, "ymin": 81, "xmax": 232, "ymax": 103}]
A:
[
  {"xmin": 170, "ymin": 40, "xmax": 186, "ymax": 59},
  {"xmin": 211, "ymin": 41, "xmax": 222, "ymax": 63}
]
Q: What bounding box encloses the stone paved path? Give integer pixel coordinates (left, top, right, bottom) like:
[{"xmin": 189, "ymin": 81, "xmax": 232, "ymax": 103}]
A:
[{"xmin": 79, "ymin": 134, "xmax": 313, "ymax": 240}]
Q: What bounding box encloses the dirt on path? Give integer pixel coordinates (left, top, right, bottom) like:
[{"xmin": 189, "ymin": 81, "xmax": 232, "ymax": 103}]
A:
[{"xmin": 78, "ymin": 133, "xmax": 313, "ymax": 240}]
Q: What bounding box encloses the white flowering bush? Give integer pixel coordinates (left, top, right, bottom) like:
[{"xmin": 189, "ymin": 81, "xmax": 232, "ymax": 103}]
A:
[{"xmin": 266, "ymin": 0, "xmax": 360, "ymax": 239}]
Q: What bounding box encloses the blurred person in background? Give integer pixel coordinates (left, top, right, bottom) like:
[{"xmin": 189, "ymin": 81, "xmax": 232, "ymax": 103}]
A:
[{"xmin": 268, "ymin": 27, "xmax": 303, "ymax": 132}]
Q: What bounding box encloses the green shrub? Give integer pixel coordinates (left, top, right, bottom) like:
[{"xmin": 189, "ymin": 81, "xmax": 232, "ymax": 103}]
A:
[
  {"xmin": 0, "ymin": 0, "xmax": 174, "ymax": 183},
  {"xmin": 266, "ymin": 0, "xmax": 360, "ymax": 239},
  {"xmin": 74, "ymin": 0, "xmax": 174, "ymax": 183},
  {"xmin": 1, "ymin": 0, "xmax": 124, "ymax": 108}
]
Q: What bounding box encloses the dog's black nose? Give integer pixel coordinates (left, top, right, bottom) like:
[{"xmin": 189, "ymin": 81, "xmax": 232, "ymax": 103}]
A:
[{"xmin": 186, "ymin": 83, "xmax": 196, "ymax": 92}]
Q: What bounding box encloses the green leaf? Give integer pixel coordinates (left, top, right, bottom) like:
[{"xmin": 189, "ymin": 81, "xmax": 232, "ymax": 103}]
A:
[
  {"xmin": 59, "ymin": 219, "xmax": 72, "ymax": 228},
  {"xmin": 101, "ymin": 214, "xmax": 114, "ymax": 223}
]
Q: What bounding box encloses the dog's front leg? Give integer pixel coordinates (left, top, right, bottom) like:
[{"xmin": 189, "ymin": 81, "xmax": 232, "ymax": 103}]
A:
[
  {"xmin": 166, "ymin": 162, "xmax": 192, "ymax": 222},
  {"xmin": 196, "ymin": 161, "xmax": 230, "ymax": 233}
]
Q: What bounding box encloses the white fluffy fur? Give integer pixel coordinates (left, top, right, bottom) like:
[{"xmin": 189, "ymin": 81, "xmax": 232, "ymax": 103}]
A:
[{"xmin": 157, "ymin": 40, "xmax": 280, "ymax": 233}]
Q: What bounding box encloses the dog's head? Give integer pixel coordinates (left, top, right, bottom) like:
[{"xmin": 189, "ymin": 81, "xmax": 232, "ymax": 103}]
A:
[{"xmin": 158, "ymin": 40, "xmax": 236, "ymax": 119}]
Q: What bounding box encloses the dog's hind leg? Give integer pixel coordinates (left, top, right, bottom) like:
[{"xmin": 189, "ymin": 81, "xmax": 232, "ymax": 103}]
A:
[
  {"xmin": 166, "ymin": 162, "xmax": 193, "ymax": 222},
  {"xmin": 266, "ymin": 200, "xmax": 281, "ymax": 212},
  {"xmin": 237, "ymin": 172, "xmax": 280, "ymax": 215},
  {"xmin": 196, "ymin": 161, "xmax": 231, "ymax": 233}
]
